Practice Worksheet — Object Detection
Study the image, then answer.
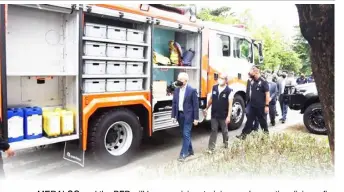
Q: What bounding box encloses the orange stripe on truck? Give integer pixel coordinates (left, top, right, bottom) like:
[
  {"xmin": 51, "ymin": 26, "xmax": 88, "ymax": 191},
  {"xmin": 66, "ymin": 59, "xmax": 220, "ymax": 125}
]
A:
[{"xmin": 82, "ymin": 91, "xmax": 151, "ymax": 151}]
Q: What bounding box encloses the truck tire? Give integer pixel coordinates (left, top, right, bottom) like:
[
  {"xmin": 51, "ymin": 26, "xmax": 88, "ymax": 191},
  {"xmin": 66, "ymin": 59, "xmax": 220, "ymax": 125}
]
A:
[
  {"xmin": 303, "ymin": 102, "xmax": 327, "ymax": 135},
  {"xmin": 228, "ymin": 95, "xmax": 245, "ymax": 130},
  {"xmin": 87, "ymin": 108, "xmax": 142, "ymax": 167}
]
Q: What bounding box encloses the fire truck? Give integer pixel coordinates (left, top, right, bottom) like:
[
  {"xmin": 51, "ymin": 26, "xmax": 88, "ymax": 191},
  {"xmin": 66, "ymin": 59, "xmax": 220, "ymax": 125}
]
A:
[{"xmin": 0, "ymin": 4, "xmax": 263, "ymax": 167}]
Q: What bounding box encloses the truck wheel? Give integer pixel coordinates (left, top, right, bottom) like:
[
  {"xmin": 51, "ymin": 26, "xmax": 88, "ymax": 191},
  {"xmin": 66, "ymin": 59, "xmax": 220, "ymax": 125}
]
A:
[
  {"xmin": 87, "ymin": 108, "xmax": 142, "ymax": 167},
  {"xmin": 303, "ymin": 102, "xmax": 327, "ymax": 135},
  {"xmin": 228, "ymin": 95, "xmax": 245, "ymax": 130}
]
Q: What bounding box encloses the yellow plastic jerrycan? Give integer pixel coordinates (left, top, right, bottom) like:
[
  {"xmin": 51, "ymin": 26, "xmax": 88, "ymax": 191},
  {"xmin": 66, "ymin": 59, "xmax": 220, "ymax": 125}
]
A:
[
  {"xmin": 43, "ymin": 108, "xmax": 61, "ymax": 137},
  {"xmin": 55, "ymin": 109, "xmax": 74, "ymax": 135}
]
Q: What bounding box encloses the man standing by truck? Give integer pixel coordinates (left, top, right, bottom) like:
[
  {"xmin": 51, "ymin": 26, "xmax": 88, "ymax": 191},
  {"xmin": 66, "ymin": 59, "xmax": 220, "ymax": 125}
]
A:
[
  {"xmin": 245, "ymin": 72, "xmax": 259, "ymax": 131},
  {"xmin": 172, "ymin": 72, "xmax": 199, "ymax": 162},
  {"xmin": 203, "ymin": 73, "xmax": 233, "ymax": 154}
]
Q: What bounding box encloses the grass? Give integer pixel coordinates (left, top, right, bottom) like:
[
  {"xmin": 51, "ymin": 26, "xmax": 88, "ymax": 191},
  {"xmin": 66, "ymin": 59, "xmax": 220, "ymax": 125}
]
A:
[{"xmin": 139, "ymin": 130, "xmax": 334, "ymax": 178}]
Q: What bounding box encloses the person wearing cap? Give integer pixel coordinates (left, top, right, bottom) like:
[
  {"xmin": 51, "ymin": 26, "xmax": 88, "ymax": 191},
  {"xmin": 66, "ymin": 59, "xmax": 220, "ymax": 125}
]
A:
[
  {"xmin": 296, "ymin": 73, "xmax": 308, "ymax": 84},
  {"xmin": 0, "ymin": 135, "xmax": 15, "ymax": 178},
  {"xmin": 204, "ymin": 72, "xmax": 234, "ymax": 153},
  {"xmin": 237, "ymin": 66, "xmax": 270, "ymax": 139}
]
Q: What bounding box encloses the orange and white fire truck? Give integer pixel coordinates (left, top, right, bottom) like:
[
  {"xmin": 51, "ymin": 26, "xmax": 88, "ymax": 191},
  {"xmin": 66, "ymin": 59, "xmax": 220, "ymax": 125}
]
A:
[{"xmin": 0, "ymin": 4, "xmax": 263, "ymax": 167}]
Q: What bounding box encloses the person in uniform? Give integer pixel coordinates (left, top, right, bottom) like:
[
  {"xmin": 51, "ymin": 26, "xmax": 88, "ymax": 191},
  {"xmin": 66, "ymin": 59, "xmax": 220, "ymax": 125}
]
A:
[
  {"xmin": 204, "ymin": 73, "xmax": 234, "ymax": 154},
  {"xmin": 245, "ymin": 72, "xmax": 259, "ymax": 131},
  {"xmin": 171, "ymin": 72, "xmax": 199, "ymax": 162},
  {"xmin": 237, "ymin": 66, "xmax": 270, "ymax": 139},
  {"xmin": 296, "ymin": 73, "xmax": 308, "ymax": 84}
]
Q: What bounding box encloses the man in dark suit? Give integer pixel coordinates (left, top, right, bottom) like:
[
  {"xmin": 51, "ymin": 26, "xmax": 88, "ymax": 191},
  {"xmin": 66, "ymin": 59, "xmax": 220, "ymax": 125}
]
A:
[
  {"xmin": 267, "ymin": 76, "xmax": 278, "ymax": 126},
  {"xmin": 172, "ymin": 72, "xmax": 199, "ymax": 162}
]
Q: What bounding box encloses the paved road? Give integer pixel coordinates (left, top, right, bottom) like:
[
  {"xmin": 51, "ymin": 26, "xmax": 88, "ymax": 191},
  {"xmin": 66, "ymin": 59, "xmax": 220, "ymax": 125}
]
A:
[{"xmin": 2, "ymin": 110, "xmax": 303, "ymax": 179}]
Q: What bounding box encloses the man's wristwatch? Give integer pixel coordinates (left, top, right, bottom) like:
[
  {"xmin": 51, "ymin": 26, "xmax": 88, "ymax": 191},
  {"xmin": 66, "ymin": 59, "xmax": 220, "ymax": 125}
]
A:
[{"xmin": 265, "ymin": 104, "xmax": 269, "ymax": 107}]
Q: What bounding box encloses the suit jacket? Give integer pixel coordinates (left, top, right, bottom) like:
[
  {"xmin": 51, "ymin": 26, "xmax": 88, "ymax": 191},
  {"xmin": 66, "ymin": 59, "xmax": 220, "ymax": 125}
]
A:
[
  {"xmin": 269, "ymin": 81, "xmax": 278, "ymax": 104},
  {"xmin": 172, "ymin": 84, "xmax": 199, "ymax": 123}
]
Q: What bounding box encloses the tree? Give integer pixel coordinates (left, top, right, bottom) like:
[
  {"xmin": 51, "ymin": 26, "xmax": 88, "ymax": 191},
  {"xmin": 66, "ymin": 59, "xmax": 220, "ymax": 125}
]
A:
[
  {"xmin": 254, "ymin": 26, "xmax": 302, "ymax": 72},
  {"xmin": 296, "ymin": 4, "xmax": 334, "ymax": 163},
  {"xmin": 292, "ymin": 26, "xmax": 312, "ymax": 75},
  {"xmin": 197, "ymin": 7, "xmax": 240, "ymax": 24}
]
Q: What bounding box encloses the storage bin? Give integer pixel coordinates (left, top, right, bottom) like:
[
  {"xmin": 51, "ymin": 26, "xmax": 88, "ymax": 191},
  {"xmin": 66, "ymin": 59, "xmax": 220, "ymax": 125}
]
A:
[
  {"xmin": 106, "ymin": 61, "xmax": 126, "ymax": 75},
  {"xmin": 84, "ymin": 23, "xmax": 107, "ymax": 38},
  {"xmin": 23, "ymin": 106, "xmax": 43, "ymax": 140},
  {"xmin": 126, "ymin": 79, "xmax": 143, "ymax": 91},
  {"xmin": 127, "ymin": 29, "xmax": 144, "ymax": 42},
  {"xmin": 126, "ymin": 62, "xmax": 144, "ymax": 75},
  {"xmin": 107, "ymin": 26, "xmax": 127, "ymax": 41},
  {"xmin": 126, "ymin": 46, "xmax": 144, "ymax": 59},
  {"xmin": 107, "ymin": 44, "xmax": 126, "ymax": 58},
  {"xmin": 43, "ymin": 110, "xmax": 61, "ymax": 137},
  {"xmin": 7, "ymin": 108, "xmax": 24, "ymax": 143},
  {"xmin": 106, "ymin": 79, "xmax": 126, "ymax": 92},
  {"xmin": 54, "ymin": 108, "xmax": 74, "ymax": 135},
  {"xmin": 84, "ymin": 42, "xmax": 106, "ymax": 57},
  {"xmin": 84, "ymin": 60, "xmax": 106, "ymax": 75},
  {"xmin": 83, "ymin": 79, "xmax": 106, "ymax": 93}
]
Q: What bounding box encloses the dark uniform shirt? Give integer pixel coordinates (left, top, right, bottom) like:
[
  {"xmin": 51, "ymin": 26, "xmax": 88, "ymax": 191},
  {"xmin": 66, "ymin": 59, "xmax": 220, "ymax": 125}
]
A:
[
  {"xmin": 296, "ymin": 77, "xmax": 308, "ymax": 84},
  {"xmin": 249, "ymin": 77, "xmax": 269, "ymax": 108}
]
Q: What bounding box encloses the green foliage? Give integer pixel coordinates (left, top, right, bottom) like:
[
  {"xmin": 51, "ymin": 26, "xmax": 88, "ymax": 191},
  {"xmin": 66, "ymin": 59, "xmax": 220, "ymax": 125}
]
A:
[
  {"xmin": 253, "ymin": 26, "xmax": 302, "ymax": 73},
  {"xmin": 292, "ymin": 26, "xmax": 312, "ymax": 75},
  {"xmin": 197, "ymin": 7, "xmax": 240, "ymax": 24}
]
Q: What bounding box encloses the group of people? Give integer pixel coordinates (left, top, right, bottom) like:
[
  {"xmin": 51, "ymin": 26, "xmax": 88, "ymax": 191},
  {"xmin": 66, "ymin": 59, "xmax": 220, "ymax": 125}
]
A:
[
  {"xmin": 296, "ymin": 73, "xmax": 314, "ymax": 84},
  {"xmin": 172, "ymin": 66, "xmax": 296, "ymax": 162}
]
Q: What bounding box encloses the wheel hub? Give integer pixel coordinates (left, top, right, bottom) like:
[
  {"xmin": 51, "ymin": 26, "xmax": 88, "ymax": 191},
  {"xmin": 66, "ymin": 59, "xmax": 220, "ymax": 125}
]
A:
[
  {"xmin": 231, "ymin": 102, "xmax": 243, "ymax": 123},
  {"xmin": 308, "ymin": 108, "xmax": 326, "ymax": 131},
  {"xmin": 104, "ymin": 121, "xmax": 133, "ymax": 156}
]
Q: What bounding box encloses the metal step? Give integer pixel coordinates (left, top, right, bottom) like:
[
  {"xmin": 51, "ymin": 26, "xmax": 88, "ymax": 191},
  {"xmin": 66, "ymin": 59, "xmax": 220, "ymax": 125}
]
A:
[{"xmin": 153, "ymin": 110, "xmax": 179, "ymax": 132}]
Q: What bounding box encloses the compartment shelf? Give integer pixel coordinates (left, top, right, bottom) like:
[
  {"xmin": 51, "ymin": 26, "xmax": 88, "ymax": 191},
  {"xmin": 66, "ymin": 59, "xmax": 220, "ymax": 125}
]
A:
[
  {"xmin": 82, "ymin": 56, "xmax": 148, "ymax": 62},
  {"xmin": 6, "ymin": 72, "xmax": 78, "ymax": 76},
  {"xmin": 153, "ymin": 65, "xmax": 199, "ymax": 70},
  {"xmin": 83, "ymin": 90, "xmax": 149, "ymax": 96},
  {"xmin": 83, "ymin": 36, "xmax": 150, "ymax": 47},
  {"xmin": 10, "ymin": 134, "xmax": 79, "ymax": 151},
  {"xmin": 82, "ymin": 74, "xmax": 148, "ymax": 78}
]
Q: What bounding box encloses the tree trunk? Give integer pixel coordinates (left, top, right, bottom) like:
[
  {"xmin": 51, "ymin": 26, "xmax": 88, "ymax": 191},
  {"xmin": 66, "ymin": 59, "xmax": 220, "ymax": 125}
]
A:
[{"xmin": 296, "ymin": 4, "xmax": 334, "ymax": 164}]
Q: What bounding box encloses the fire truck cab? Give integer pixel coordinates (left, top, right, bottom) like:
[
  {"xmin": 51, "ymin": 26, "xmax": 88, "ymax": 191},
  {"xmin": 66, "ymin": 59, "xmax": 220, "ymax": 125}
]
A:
[{"xmin": 0, "ymin": 4, "xmax": 263, "ymax": 167}]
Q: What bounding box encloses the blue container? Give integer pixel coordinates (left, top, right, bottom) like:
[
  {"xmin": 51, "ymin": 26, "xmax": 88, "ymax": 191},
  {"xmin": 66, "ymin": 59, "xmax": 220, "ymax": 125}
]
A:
[
  {"xmin": 23, "ymin": 106, "xmax": 43, "ymax": 140},
  {"xmin": 7, "ymin": 108, "xmax": 24, "ymax": 143}
]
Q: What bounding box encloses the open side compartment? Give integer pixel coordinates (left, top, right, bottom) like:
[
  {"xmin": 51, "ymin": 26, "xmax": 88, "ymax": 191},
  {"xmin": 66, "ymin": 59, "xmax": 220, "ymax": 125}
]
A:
[
  {"xmin": 81, "ymin": 12, "xmax": 152, "ymax": 94},
  {"xmin": 6, "ymin": 5, "xmax": 79, "ymax": 150},
  {"xmin": 152, "ymin": 26, "xmax": 201, "ymax": 132}
]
